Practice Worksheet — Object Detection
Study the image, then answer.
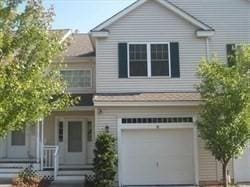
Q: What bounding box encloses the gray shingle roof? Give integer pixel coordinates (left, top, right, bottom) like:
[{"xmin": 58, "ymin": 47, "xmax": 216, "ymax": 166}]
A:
[
  {"xmin": 64, "ymin": 33, "xmax": 95, "ymax": 57},
  {"xmin": 72, "ymin": 94, "xmax": 94, "ymax": 106},
  {"xmin": 94, "ymin": 92, "xmax": 201, "ymax": 102}
]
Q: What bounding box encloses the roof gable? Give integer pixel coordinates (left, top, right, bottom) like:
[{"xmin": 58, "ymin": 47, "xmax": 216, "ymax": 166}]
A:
[{"xmin": 91, "ymin": 0, "xmax": 214, "ymax": 32}]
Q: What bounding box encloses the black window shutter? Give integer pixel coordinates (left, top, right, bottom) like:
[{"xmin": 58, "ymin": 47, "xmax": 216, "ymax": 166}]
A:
[
  {"xmin": 170, "ymin": 42, "xmax": 180, "ymax": 78},
  {"xmin": 118, "ymin": 43, "xmax": 128, "ymax": 78},
  {"xmin": 226, "ymin": 44, "xmax": 236, "ymax": 67}
]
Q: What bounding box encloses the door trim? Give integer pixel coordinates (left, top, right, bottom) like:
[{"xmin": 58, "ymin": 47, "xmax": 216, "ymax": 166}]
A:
[
  {"xmin": 54, "ymin": 116, "xmax": 94, "ymax": 164},
  {"xmin": 117, "ymin": 116, "xmax": 199, "ymax": 187}
]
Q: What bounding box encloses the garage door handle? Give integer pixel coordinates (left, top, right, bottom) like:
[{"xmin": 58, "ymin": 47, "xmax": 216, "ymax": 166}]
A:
[{"xmin": 156, "ymin": 161, "xmax": 159, "ymax": 167}]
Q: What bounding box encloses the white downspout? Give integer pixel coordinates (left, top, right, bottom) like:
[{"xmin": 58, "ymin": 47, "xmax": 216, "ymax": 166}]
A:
[{"xmin": 206, "ymin": 37, "xmax": 210, "ymax": 59}]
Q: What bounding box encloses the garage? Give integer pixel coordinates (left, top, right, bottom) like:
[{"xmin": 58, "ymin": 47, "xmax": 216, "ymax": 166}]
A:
[
  {"xmin": 235, "ymin": 145, "xmax": 250, "ymax": 182},
  {"xmin": 120, "ymin": 128, "xmax": 195, "ymax": 186}
]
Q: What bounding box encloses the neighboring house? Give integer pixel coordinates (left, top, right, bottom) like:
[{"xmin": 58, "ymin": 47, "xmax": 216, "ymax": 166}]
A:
[{"xmin": 0, "ymin": 0, "xmax": 249, "ymax": 186}]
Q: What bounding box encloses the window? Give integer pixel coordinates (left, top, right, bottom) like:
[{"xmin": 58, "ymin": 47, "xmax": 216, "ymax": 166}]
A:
[
  {"xmin": 151, "ymin": 44, "xmax": 169, "ymax": 76},
  {"xmin": 121, "ymin": 117, "xmax": 193, "ymax": 124},
  {"xmin": 58, "ymin": 121, "xmax": 63, "ymax": 142},
  {"xmin": 128, "ymin": 43, "xmax": 170, "ymax": 77},
  {"xmin": 61, "ymin": 70, "xmax": 91, "ymax": 88},
  {"xmin": 129, "ymin": 44, "xmax": 147, "ymax": 76},
  {"xmin": 11, "ymin": 130, "xmax": 25, "ymax": 146},
  {"xmin": 87, "ymin": 121, "xmax": 92, "ymax": 142}
]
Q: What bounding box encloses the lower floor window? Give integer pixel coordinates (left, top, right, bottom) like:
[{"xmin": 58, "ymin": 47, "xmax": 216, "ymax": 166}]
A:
[{"xmin": 11, "ymin": 130, "xmax": 25, "ymax": 146}]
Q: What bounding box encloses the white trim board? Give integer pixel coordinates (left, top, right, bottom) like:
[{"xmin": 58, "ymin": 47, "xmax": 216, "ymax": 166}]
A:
[
  {"xmin": 94, "ymin": 101, "xmax": 201, "ymax": 107},
  {"xmin": 117, "ymin": 118, "xmax": 199, "ymax": 186},
  {"xmin": 91, "ymin": 0, "xmax": 213, "ymax": 34}
]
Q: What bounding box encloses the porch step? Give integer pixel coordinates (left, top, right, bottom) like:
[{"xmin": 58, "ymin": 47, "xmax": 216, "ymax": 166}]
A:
[
  {"xmin": 55, "ymin": 175, "xmax": 85, "ymax": 182},
  {"xmin": 59, "ymin": 164, "xmax": 93, "ymax": 170},
  {"xmin": 0, "ymin": 163, "xmax": 41, "ymax": 179},
  {"xmin": 58, "ymin": 169, "xmax": 93, "ymax": 176},
  {"xmin": 0, "ymin": 163, "xmax": 40, "ymax": 170},
  {"xmin": 0, "ymin": 173, "xmax": 18, "ymax": 178},
  {"xmin": 0, "ymin": 168, "xmax": 23, "ymax": 173}
]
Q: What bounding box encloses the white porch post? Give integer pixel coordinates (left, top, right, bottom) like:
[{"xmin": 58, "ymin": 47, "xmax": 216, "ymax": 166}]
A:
[
  {"xmin": 36, "ymin": 121, "xmax": 40, "ymax": 163},
  {"xmin": 40, "ymin": 119, "xmax": 44, "ymax": 170}
]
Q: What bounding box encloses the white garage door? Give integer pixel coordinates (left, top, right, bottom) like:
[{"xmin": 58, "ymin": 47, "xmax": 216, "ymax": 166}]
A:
[
  {"xmin": 235, "ymin": 145, "xmax": 250, "ymax": 182},
  {"xmin": 121, "ymin": 128, "xmax": 195, "ymax": 186}
]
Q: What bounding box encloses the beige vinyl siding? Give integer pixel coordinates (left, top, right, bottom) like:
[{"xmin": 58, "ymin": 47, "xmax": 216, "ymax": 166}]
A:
[
  {"xmin": 95, "ymin": 0, "xmax": 250, "ymax": 93},
  {"xmin": 198, "ymin": 138, "xmax": 218, "ymax": 182},
  {"xmin": 95, "ymin": 106, "xmax": 234, "ymax": 183},
  {"xmin": 199, "ymin": 138, "xmax": 234, "ymax": 183},
  {"xmin": 61, "ymin": 60, "xmax": 96, "ymax": 94},
  {"xmin": 96, "ymin": 0, "xmax": 206, "ymax": 93},
  {"xmin": 169, "ymin": 0, "xmax": 250, "ymax": 62}
]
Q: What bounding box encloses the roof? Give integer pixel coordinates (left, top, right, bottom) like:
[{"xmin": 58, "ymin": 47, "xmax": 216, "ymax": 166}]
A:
[
  {"xmin": 64, "ymin": 33, "xmax": 95, "ymax": 57},
  {"xmin": 91, "ymin": 0, "xmax": 214, "ymax": 32},
  {"xmin": 72, "ymin": 94, "xmax": 93, "ymax": 106},
  {"xmin": 94, "ymin": 92, "xmax": 201, "ymax": 106}
]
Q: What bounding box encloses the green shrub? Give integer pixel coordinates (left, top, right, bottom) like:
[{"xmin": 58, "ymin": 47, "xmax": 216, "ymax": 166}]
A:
[{"xmin": 93, "ymin": 132, "xmax": 118, "ymax": 187}]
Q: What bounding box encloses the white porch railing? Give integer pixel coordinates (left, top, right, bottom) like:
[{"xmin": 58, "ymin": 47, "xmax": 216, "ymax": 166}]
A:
[{"xmin": 41, "ymin": 145, "xmax": 59, "ymax": 179}]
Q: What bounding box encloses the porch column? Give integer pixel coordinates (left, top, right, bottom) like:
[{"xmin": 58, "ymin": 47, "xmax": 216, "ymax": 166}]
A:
[
  {"xmin": 40, "ymin": 118, "xmax": 44, "ymax": 170},
  {"xmin": 36, "ymin": 121, "xmax": 40, "ymax": 163}
]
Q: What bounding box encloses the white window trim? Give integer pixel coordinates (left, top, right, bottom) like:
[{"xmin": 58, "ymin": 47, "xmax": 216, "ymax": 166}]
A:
[
  {"xmin": 60, "ymin": 68, "xmax": 93, "ymax": 90},
  {"xmin": 127, "ymin": 42, "xmax": 171, "ymax": 78}
]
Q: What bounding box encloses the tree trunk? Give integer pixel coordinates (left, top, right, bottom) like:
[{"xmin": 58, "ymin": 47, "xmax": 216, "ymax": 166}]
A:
[{"xmin": 222, "ymin": 162, "xmax": 229, "ymax": 187}]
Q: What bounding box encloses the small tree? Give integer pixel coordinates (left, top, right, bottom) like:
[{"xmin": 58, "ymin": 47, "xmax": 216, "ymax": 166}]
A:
[
  {"xmin": 197, "ymin": 46, "xmax": 250, "ymax": 187},
  {"xmin": 93, "ymin": 132, "xmax": 118, "ymax": 187},
  {"xmin": 0, "ymin": 0, "xmax": 73, "ymax": 137}
]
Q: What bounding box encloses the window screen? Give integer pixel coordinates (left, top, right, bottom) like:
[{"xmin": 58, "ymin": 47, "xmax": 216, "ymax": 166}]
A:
[
  {"xmin": 129, "ymin": 44, "xmax": 147, "ymax": 76},
  {"xmin": 151, "ymin": 44, "xmax": 169, "ymax": 76}
]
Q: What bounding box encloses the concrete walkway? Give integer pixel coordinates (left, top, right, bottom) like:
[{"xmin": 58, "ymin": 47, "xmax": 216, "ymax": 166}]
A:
[{"xmin": 49, "ymin": 181, "xmax": 84, "ymax": 187}]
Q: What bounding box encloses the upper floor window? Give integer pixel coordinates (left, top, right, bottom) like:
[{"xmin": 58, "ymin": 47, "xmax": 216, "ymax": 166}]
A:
[
  {"xmin": 129, "ymin": 44, "xmax": 147, "ymax": 76},
  {"xmin": 128, "ymin": 43, "xmax": 170, "ymax": 77},
  {"xmin": 61, "ymin": 70, "xmax": 91, "ymax": 89},
  {"xmin": 118, "ymin": 42, "xmax": 179, "ymax": 78},
  {"xmin": 151, "ymin": 44, "xmax": 169, "ymax": 76}
]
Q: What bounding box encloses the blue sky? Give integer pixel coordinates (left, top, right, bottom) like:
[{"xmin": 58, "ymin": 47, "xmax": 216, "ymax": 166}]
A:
[{"xmin": 43, "ymin": 0, "xmax": 136, "ymax": 33}]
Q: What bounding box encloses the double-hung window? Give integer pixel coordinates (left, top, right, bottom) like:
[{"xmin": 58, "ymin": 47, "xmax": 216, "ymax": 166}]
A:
[
  {"xmin": 129, "ymin": 44, "xmax": 148, "ymax": 76},
  {"xmin": 151, "ymin": 44, "xmax": 169, "ymax": 76},
  {"xmin": 61, "ymin": 69, "xmax": 91, "ymax": 89},
  {"xmin": 128, "ymin": 43, "xmax": 170, "ymax": 77}
]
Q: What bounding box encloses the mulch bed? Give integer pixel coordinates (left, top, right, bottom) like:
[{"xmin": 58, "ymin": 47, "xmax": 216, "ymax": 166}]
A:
[{"xmin": 12, "ymin": 178, "xmax": 52, "ymax": 187}]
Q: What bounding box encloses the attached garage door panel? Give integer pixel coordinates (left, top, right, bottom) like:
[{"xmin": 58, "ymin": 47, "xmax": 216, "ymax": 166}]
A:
[{"xmin": 121, "ymin": 129, "xmax": 195, "ymax": 185}]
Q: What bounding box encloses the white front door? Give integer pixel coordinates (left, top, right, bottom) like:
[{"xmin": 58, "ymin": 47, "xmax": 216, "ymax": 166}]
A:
[
  {"xmin": 63, "ymin": 120, "xmax": 87, "ymax": 165},
  {"xmin": 7, "ymin": 128, "xmax": 29, "ymax": 158},
  {"xmin": 121, "ymin": 129, "xmax": 195, "ymax": 186}
]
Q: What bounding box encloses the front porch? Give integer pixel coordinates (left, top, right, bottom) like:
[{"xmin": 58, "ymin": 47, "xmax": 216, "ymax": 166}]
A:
[{"xmin": 0, "ymin": 111, "xmax": 95, "ymax": 181}]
